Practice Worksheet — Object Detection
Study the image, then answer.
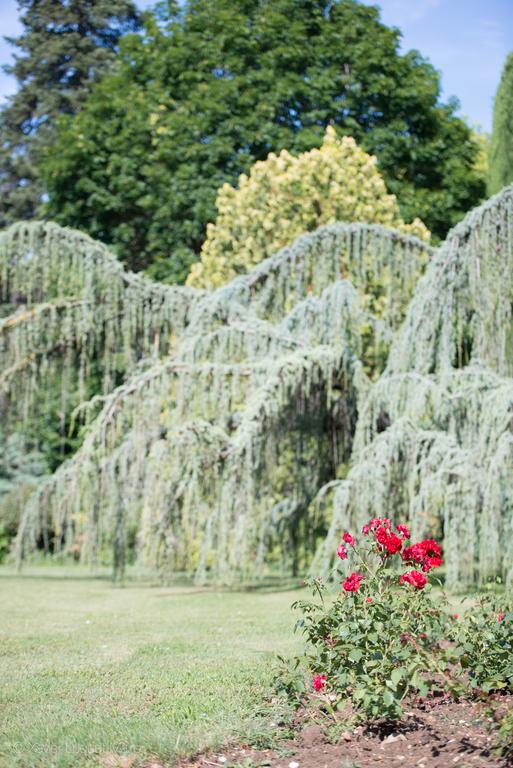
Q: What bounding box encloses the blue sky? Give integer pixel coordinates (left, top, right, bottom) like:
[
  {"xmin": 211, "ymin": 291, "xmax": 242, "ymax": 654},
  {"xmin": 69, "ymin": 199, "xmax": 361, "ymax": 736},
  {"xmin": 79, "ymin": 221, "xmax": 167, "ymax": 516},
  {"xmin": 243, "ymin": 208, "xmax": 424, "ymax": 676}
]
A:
[{"xmin": 0, "ymin": 0, "xmax": 511, "ymax": 132}]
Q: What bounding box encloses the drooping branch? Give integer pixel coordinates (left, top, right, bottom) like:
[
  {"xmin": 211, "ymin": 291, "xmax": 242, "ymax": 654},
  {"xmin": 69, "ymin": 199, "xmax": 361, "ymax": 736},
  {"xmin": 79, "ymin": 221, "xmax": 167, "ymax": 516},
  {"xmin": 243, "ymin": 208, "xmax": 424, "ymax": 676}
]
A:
[
  {"xmin": 9, "ymin": 187, "xmax": 513, "ymax": 587},
  {"xmin": 314, "ymin": 185, "xmax": 513, "ymax": 588}
]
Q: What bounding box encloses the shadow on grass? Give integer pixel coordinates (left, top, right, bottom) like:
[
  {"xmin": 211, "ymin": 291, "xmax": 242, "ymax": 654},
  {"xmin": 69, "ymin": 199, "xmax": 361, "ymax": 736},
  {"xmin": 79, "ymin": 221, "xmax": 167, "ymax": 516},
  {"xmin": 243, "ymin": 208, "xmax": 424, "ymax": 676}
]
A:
[
  {"xmin": 0, "ymin": 562, "xmax": 306, "ymax": 594},
  {"xmin": 0, "ymin": 568, "xmax": 113, "ymax": 582}
]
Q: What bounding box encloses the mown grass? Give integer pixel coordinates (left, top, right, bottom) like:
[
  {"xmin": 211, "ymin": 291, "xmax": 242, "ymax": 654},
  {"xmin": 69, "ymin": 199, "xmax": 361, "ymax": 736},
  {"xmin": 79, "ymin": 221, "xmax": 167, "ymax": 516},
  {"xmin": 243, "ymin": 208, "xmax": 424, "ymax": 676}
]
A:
[{"xmin": 0, "ymin": 565, "xmax": 303, "ymax": 768}]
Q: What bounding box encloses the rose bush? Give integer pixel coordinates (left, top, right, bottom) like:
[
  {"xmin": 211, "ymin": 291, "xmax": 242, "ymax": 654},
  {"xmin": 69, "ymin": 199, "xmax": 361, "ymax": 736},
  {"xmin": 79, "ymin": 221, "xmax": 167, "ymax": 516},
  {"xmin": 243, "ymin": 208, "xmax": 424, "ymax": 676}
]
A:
[
  {"xmin": 276, "ymin": 518, "xmax": 512, "ymax": 723},
  {"xmin": 451, "ymin": 592, "xmax": 513, "ymax": 693}
]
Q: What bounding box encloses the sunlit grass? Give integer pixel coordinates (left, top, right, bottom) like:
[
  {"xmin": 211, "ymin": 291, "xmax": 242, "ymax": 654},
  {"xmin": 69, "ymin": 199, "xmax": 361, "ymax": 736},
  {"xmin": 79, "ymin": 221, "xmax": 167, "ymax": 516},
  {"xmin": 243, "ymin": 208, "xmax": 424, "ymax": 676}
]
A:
[{"xmin": 0, "ymin": 565, "xmax": 303, "ymax": 768}]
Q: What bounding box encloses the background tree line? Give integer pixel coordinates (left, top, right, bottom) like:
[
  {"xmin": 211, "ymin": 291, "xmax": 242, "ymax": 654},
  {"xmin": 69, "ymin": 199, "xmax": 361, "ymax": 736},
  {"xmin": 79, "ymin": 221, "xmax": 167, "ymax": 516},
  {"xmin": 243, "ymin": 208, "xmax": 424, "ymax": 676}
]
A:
[{"xmin": 2, "ymin": 0, "xmax": 510, "ymax": 285}]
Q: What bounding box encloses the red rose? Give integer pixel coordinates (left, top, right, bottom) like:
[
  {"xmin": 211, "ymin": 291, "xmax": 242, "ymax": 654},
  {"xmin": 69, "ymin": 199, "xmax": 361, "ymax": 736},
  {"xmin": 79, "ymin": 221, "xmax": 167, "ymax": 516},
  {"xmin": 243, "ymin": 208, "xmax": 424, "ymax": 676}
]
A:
[
  {"xmin": 337, "ymin": 544, "xmax": 348, "ymax": 560},
  {"xmin": 402, "ymin": 539, "xmax": 442, "ymax": 572},
  {"xmin": 343, "ymin": 532, "xmax": 355, "ymax": 546},
  {"xmin": 399, "ymin": 570, "xmax": 427, "ymax": 590},
  {"xmin": 343, "ymin": 572, "xmax": 364, "ymax": 592},
  {"xmin": 385, "ymin": 533, "xmax": 403, "ymax": 554},
  {"xmin": 313, "ymin": 674, "xmax": 327, "ymax": 691},
  {"xmin": 402, "ymin": 542, "xmax": 424, "ymax": 564},
  {"xmin": 422, "ymin": 555, "xmax": 442, "ymax": 572},
  {"xmin": 396, "ymin": 524, "xmax": 411, "ymax": 539},
  {"xmin": 363, "ymin": 517, "xmax": 393, "ymax": 534},
  {"xmin": 498, "ymin": 614, "xmax": 505, "ymax": 622},
  {"xmin": 376, "ymin": 526, "xmax": 403, "ymax": 555}
]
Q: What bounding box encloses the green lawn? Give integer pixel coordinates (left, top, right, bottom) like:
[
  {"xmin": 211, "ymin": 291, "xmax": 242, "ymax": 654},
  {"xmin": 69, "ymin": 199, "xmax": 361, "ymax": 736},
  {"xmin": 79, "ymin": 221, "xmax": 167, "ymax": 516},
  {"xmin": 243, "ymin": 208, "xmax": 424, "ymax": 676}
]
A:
[{"xmin": 0, "ymin": 566, "xmax": 303, "ymax": 768}]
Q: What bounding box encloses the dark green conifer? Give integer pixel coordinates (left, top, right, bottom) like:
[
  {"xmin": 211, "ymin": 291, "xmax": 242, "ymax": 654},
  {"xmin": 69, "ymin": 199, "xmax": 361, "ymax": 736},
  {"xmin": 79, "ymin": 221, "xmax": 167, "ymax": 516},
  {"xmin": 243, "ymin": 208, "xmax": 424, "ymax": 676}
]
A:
[
  {"xmin": 489, "ymin": 52, "xmax": 513, "ymax": 195},
  {"xmin": 0, "ymin": 0, "xmax": 141, "ymax": 227}
]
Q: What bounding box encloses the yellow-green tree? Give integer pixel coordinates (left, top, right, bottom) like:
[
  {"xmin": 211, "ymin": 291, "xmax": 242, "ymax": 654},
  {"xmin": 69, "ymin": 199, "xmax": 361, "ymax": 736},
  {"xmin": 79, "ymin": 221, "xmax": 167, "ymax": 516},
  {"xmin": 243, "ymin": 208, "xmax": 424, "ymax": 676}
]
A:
[{"xmin": 187, "ymin": 128, "xmax": 430, "ymax": 289}]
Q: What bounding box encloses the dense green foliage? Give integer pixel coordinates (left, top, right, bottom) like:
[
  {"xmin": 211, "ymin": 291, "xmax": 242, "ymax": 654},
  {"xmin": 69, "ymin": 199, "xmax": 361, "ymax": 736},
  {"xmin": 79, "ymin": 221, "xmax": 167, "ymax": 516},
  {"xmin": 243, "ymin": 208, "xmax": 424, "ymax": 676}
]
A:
[
  {"xmin": 188, "ymin": 127, "xmax": 429, "ymax": 289},
  {"xmin": 0, "ymin": 434, "xmax": 47, "ymax": 562},
  {"xmin": 41, "ymin": 0, "xmax": 485, "ymax": 281},
  {"xmin": 0, "ymin": 3, "xmax": 509, "ymax": 588},
  {"xmin": 0, "ymin": 0, "xmax": 140, "ymax": 228},
  {"xmin": 489, "ymin": 52, "xmax": 513, "ymax": 195},
  {"xmin": 456, "ymin": 593, "xmax": 513, "ymax": 692}
]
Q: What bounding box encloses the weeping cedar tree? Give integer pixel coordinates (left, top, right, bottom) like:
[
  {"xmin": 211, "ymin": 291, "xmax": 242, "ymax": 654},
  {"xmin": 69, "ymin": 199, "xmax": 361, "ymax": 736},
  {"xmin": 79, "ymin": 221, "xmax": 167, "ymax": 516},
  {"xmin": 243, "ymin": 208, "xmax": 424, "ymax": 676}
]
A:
[
  {"xmin": 5, "ymin": 185, "xmax": 513, "ymax": 588},
  {"xmin": 41, "ymin": 0, "xmax": 485, "ymax": 282},
  {"xmin": 0, "ymin": 0, "xmax": 141, "ymax": 229},
  {"xmin": 489, "ymin": 52, "xmax": 513, "ymax": 195}
]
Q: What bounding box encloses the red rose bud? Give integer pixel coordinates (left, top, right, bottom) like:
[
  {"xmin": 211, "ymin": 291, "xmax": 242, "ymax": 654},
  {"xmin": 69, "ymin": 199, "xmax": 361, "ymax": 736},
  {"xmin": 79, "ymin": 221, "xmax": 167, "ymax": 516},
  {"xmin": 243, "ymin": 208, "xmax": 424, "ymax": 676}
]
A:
[
  {"xmin": 313, "ymin": 674, "xmax": 327, "ymax": 691},
  {"xmin": 396, "ymin": 524, "xmax": 411, "ymax": 539}
]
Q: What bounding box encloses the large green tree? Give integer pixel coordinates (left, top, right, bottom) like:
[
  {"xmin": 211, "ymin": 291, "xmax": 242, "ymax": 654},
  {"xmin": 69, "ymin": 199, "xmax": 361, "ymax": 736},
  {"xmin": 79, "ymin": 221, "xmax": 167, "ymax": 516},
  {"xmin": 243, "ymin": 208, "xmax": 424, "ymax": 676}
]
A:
[
  {"xmin": 42, "ymin": 0, "xmax": 485, "ymax": 282},
  {"xmin": 489, "ymin": 52, "xmax": 513, "ymax": 195},
  {"xmin": 0, "ymin": 0, "xmax": 141, "ymax": 227}
]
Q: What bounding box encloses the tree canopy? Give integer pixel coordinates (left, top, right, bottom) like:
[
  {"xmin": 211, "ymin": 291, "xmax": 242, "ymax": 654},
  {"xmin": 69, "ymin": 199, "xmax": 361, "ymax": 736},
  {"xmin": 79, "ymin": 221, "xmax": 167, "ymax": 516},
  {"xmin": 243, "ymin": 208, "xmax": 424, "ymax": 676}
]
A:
[
  {"xmin": 41, "ymin": 0, "xmax": 485, "ymax": 282},
  {"xmin": 489, "ymin": 52, "xmax": 513, "ymax": 195},
  {"xmin": 5, "ymin": 186, "xmax": 513, "ymax": 589},
  {"xmin": 0, "ymin": 0, "xmax": 141, "ymax": 228},
  {"xmin": 188, "ymin": 127, "xmax": 430, "ymax": 289}
]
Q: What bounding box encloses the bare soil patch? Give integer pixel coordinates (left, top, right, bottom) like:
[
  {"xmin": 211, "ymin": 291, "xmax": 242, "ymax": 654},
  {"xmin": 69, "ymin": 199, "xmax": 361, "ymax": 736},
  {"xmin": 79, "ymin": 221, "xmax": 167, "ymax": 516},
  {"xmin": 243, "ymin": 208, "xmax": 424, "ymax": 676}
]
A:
[{"xmin": 186, "ymin": 696, "xmax": 513, "ymax": 768}]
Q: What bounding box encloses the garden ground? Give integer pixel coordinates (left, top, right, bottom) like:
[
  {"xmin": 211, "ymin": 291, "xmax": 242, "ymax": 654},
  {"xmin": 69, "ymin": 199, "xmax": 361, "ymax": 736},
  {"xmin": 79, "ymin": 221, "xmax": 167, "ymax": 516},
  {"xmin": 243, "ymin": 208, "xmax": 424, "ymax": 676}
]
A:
[
  {"xmin": 1, "ymin": 567, "xmax": 510, "ymax": 768},
  {"xmin": 190, "ymin": 694, "xmax": 512, "ymax": 768},
  {"xmin": 0, "ymin": 565, "xmax": 302, "ymax": 768}
]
